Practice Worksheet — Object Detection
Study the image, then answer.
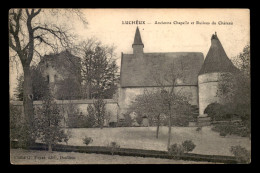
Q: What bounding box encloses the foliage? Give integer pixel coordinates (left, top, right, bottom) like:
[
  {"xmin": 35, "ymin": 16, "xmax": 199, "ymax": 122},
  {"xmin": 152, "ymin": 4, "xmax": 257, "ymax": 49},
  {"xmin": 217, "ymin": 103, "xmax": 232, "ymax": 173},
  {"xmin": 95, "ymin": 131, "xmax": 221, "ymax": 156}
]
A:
[
  {"xmin": 80, "ymin": 39, "xmax": 119, "ymax": 99},
  {"xmin": 168, "ymin": 140, "xmax": 196, "ymax": 156},
  {"xmin": 217, "ymin": 45, "xmax": 251, "ymax": 135},
  {"xmin": 109, "ymin": 122, "xmax": 117, "ymax": 127},
  {"xmin": 219, "ymin": 131, "xmax": 227, "ymax": 137},
  {"xmin": 196, "ymin": 126, "xmax": 202, "ymax": 132},
  {"xmin": 66, "ymin": 101, "xmax": 110, "ymax": 128},
  {"xmin": 108, "ymin": 142, "xmax": 120, "ymax": 155},
  {"xmin": 55, "ymin": 75, "xmax": 82, "ymax": 100},
  {"xmin": 86, "ymin": 104, "xmax": 97, "ymax": 128},
  {"xmin": 14, "ymin": 66, "xmax": 50, "ymax": 101},
  {"xmin": 168, "ymin": 143, "xmax": 185, "ymax": 156},
  {"xmin": 9, "ymin": 9, "xmax": 86, "ymax": 129},
  {"xmin": 122, "ymin": 114, "xmax": 133, "ymax": 127},
  {"xmin": 204, "ymin": 103, "xmax": 230, "ymax": 121},
  {"xmin": 212, "ymin": 121, "xmax": 250, "ymax": 137},
  {"xmin": 162, "ymin": 115, "xmax": 190, "ymax": 127},
  {"xmin": 205, "ymin": 102, "xmax": 250, "ymax": 137},
  {"xmin": 127, "ymin": 88, "xmax": 193, "ymax": 140},
  {"xmin": 66, "ymin": 103, "xmax": 85, "ymax": 128},
  {"xmin": 93, "ymin": 98, "xmax": 106, "ymax": 129},
  {"xmin": 10, "ymin": 104, "xmax": 38, "ymax": 148},
  {"xmin": 67, "ymin": 112, "xmax": 86, "ymax": 128},
  {"xmin": 14, "ymin": 75, "xmax": 24, "ymax": 101},
  {"xmin": 83, "ymin": 137, "xmax": 93, "ymax": 146},
  {"xmin": 35, "ymin": 94, "xmax": 69, "ymax": 151},
  {"xmin": 127, "ymin": 90, "xmax": 165, "ymax": 127},
  {"xmin": 10, "ymin": 104, "xmax": 22, "ymax": 141},
  {"xmin": 182, "ymin": 140, "xmax": 196, "ymax": 153},
  {"xmin": 230, "ymin": 145, "xmax": 251, "ymax": 163}
]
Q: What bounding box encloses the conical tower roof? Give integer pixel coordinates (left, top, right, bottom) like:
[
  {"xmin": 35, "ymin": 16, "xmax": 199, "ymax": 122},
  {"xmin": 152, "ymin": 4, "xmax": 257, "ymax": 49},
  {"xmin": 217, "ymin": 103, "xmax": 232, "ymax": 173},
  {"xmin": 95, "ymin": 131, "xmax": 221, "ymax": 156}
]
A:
[
  {"xmin": 199, "ymin": 33, "xmax": 238, "ymax": 75},
  {"xmin": 132, "ymin": 27, "xmax": 144, "ymax": 47}
]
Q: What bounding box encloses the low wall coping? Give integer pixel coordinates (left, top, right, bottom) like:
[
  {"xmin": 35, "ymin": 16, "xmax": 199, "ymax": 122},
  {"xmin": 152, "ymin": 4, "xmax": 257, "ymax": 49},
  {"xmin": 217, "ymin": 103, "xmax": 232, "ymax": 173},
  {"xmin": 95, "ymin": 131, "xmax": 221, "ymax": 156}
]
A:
[{"xmin": 10, "ymin": 99, "xmax": 118, "ymax": 106}]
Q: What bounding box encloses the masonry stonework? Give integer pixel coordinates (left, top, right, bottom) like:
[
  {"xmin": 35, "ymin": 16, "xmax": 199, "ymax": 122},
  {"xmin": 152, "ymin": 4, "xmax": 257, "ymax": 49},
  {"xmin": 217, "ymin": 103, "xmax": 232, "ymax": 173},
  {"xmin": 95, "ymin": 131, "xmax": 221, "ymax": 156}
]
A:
[
  {"xmin": 11, "ymin": 99, "xmax": 118, "ymax": 127},
  {"xmin": 119, "ymin": 28, "xmax": 238, "ymax": 121},
  {"xmin": 198, "ymin": 73, "xmax": 221, "ymax": 116}
]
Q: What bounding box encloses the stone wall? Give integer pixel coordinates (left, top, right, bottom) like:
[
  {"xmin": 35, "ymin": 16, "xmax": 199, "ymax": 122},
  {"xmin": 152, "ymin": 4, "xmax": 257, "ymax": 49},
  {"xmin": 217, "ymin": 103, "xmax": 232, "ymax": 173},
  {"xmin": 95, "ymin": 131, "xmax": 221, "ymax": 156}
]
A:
[
  {"xmin": 118, "ymin": 85, "xmax": 198, "ymax": 118},
  {"xmin": 10, "ymin": 99, "xmax": 118, "ymax": 127}
]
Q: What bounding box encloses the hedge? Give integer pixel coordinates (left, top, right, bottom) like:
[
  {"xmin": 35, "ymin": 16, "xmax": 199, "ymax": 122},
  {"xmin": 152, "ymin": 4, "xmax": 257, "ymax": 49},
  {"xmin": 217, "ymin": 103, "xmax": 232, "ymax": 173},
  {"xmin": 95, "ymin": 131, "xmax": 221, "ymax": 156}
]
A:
[{"xmin": 10, "ymin": 142, "xmax": 238, "ymax": 164}]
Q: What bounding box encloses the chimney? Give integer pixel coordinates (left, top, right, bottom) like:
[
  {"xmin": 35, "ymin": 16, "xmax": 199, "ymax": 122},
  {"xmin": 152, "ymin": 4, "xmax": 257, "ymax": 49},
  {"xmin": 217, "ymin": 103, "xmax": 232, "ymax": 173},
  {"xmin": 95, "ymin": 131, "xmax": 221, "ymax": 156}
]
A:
[{"xmin": 211, "ymin": 32, "xmax": 219, "ymax": 48}]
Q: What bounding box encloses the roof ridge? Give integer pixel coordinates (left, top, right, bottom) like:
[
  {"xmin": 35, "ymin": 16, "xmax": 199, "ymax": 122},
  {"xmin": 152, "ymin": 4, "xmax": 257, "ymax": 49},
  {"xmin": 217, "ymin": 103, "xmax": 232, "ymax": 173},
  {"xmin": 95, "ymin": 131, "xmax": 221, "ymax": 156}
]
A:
[
  {"xmin": 123, "ymin": 52, "xmax": 203, "ymax": 55},
  {"xmin": 144, "ymin": 52, "xmax": 203, "ymax": 54}
]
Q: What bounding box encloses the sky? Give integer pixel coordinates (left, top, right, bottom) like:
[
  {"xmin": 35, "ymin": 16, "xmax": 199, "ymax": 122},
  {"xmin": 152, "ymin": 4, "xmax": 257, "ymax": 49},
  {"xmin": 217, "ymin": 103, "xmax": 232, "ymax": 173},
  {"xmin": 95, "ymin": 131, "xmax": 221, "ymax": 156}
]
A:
[{"xmin": 9, "ymin": 9, "xmax": 250, "ymax": 99}]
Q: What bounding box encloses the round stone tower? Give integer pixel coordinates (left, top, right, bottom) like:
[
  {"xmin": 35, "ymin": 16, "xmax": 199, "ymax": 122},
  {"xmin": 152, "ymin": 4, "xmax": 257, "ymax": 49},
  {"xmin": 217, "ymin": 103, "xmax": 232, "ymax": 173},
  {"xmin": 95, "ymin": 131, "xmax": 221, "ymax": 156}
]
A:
[{"xmin": 198, "ymin": 33, "xmax": 238, "ymax": 118}]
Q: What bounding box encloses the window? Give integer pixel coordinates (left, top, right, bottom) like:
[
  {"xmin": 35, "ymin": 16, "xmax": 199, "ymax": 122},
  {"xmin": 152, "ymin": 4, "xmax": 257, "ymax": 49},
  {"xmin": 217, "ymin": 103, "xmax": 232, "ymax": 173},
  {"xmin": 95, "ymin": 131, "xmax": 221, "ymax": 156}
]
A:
[
  {"xmin": 47, "ymin": 75, "xmax": 49, "ymax": 83},
  {"xmin": 54, "ymin": 74, "xmax": 58, "ymax": 82}
]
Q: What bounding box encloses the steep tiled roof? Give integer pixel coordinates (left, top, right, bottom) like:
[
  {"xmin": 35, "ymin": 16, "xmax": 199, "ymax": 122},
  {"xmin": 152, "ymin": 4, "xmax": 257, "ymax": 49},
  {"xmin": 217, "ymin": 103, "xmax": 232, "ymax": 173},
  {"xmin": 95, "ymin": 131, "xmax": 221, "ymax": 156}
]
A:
[
  {"xmin": 120, "ymin": 52, "xmax": 204, "ymax": 87},
  {"xmin": 199, "ymin": 33, "xmax": 238, "ymax": 75}
]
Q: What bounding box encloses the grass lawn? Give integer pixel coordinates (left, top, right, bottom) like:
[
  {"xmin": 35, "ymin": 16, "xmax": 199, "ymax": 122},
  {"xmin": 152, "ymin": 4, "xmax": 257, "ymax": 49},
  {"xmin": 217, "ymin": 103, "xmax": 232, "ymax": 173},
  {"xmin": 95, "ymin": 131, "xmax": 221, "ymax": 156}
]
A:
[
  {"xmin": 10, "ymin": 149, "xmax": 217, "ymax": 164},
  {"xmin": 62, "ymin": 126, "xmax": 251, "ymax": 156}
]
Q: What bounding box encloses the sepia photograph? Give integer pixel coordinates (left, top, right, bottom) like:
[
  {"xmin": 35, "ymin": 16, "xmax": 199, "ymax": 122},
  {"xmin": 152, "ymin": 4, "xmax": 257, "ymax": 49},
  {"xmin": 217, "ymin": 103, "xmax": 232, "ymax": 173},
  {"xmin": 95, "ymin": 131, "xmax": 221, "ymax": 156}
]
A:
[{"xmin": 9, "ymin": 8, "xmax": 250, "ymax": 164}]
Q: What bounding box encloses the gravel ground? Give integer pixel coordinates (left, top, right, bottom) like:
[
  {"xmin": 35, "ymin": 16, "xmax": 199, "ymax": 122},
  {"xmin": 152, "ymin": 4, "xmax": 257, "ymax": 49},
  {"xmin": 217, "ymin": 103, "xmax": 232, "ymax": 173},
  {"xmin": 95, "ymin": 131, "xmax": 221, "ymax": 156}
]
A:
[
  {"xmin": 10, "ymin": 149, "xmax": 217, "ymax": 164},
  {"xmin": 61, "ymin": 126, "xmax": 251, "ymax": 156}
]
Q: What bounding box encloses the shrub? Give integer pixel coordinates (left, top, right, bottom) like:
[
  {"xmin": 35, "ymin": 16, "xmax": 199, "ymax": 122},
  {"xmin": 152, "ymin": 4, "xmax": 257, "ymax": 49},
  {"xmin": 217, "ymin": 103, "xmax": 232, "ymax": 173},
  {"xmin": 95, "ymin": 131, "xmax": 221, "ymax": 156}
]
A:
[
  {"xmin": 36, "ymin": 94, "xmax": 69, "ymax": 151},
  {"xmin": 172, "ymin": 116, "xmax": 189, "ymax": 127},
  {"xmin": 10, "ymin": 104, "xmax": 24, "ymax": 144},
  {"xmin": 83, "ymin": 137, "xmax": 93, "ymax": 146},
  {"xmin": 212, "ymin": 121, "xmax": 250, "ymax": 137},
  {"xmin": 67, "ymin": 104, "xmax": 87, "ymax": 128},
  {"xmin": 162, "ymin": 116, "xmax": 189, "ymax": 127},
  {"xmin": 86, "ymin": 104, "xmax": 97, "ymax": 128},
  {"xmin": 10, "ymin": 104, "xmax": 38, "ymax": 148},
  {"xmin": 230, "ymin": 146, "xmax": 251, "ymax": 163},
  {"xmin": 67, "ymin": 113, "xmax": 87, "ymax": 128},
  {"xmin": 168, "ymin": 143, "xmax": 184, "ymax": 156},
  {"xmin": 122, "ymin": 114, "xmax": 132, "ymax": 127},
  {"xmin": 204, "ymin": 103, "xmax": 229, "ymax": 121},
  {"xmin": 108, "ymin": 142, "xmax": 120, "ymax": 155},
  {"xmin": 93, "ymin": 98, "xmax": 106, "ymax": 129},
  {"xmin": 109, "ymin": 122, "xmax": 117, "ymax": 127},
  {"xmin": 219, "ymin": 131, "xmax": 227, "ymax": 137},
  {"xmin": 196, "ymin": 126, "xmax": 202, "ymax": 132},
  {"xmin": 182, "ymin": 140, "xmax": 196, "ymax": 153}
]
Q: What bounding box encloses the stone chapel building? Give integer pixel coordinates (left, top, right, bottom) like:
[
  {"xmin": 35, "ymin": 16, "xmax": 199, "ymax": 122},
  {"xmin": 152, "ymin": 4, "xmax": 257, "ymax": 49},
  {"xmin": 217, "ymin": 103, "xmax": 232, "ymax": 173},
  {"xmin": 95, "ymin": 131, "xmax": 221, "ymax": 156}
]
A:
[{"xmin": 118, "ymin": 27, "xmax": 238, "ymax": 122}]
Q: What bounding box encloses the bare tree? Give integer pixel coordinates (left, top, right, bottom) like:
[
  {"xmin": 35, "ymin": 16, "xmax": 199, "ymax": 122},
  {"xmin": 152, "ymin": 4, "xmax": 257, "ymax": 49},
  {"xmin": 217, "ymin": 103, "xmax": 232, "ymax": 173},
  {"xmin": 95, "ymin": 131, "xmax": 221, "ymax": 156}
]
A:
[
  {"xmin": 9, "ymin": 8, "xmax": 87, "ymax": 143},
  {"xmin": 128, "ymin": 61, "xmax": 192, "ymax": 148},
  {"xmin": 151, "ymin": 61, "xmax": 192, "ymax": 149},
  {"xmin": 128, "ymin": 89, "xmax": 164, "ymax": 138}
]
